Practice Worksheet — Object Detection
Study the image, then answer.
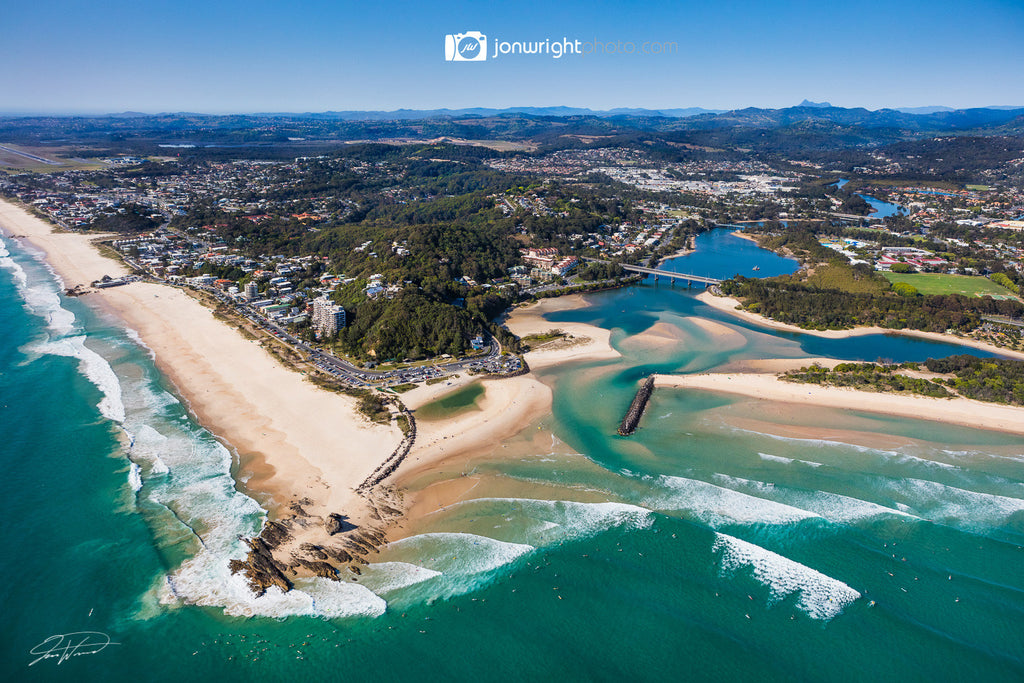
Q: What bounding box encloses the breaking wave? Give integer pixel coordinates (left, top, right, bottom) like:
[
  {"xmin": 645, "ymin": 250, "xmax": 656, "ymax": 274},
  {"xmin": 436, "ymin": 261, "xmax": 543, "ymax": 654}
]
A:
[{"xmin": 712, "ymin": 532, "xmax": 861, "ymax": 620}]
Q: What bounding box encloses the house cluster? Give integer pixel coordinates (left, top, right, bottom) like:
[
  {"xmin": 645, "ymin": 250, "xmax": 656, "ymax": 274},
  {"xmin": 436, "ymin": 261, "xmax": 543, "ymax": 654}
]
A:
[
  {"xmin": 520, "ymin": 247, "xmax": 580, "ymax": 279},
  {"xmin": 485, "ymin": 146, "xmax": 647, "ymax": 176},
  {"xmin": 569, "ymin": 216, "xmax": 680, "ymax": 258},
  {"xmin": 364, "ymin": 273, "xmax": 403, "ymax": 300},
  {"xmin": 820, "ymin": 239, "xmax": 950, "ymax": 272},
  {"xmin": 596, "ymin": 166, "xmax": 796, "ymax": 197},
  {"xmin": 876, "ymin": 246, "xmax": 950, "ymax": 271},
  {"xmin": 495, "ymin": 193, "xmax": 560, "ymax": 217}
]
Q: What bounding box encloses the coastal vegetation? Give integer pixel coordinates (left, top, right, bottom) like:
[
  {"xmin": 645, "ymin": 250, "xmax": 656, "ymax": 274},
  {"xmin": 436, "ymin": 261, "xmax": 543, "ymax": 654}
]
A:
[
  {"xmin": 923, "ymin": 355, "xmax": 1024, "ymax": 406},
  {"xmin": 720, "ymin": 274, "xmax": 1024, "ymax": 333},
  {"xmin": 781, "ymin": 362, "xmax": 952, "ymax": 398},
  {"xmin": 782, "ymin": 356, "xmax": 1024, "ymax": 406}
]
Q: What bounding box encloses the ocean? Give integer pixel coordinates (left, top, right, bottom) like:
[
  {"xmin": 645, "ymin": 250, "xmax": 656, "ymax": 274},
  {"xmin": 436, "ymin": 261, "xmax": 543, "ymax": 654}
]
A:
[{"xmin": 2, "ymin": 228, "xmax": 1023, "ymax": 682}]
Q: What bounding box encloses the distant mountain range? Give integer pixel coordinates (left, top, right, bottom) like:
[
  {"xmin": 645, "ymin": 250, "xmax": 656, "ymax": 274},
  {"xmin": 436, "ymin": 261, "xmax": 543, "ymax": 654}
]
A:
[
  {"xmin": 261, "ymin": 106, "xmax": 726, "ymax": 120},
  {"xmin": 2, "ymin": 103, "xmax": 1023, "ymax": 152},
  {"xmin": 5, "ymin": 104, "xmax": 1024, "ymax": 124},
  {"xmin": 252, "ymin": 104, "xmax": 1024, "ymax": 131}
]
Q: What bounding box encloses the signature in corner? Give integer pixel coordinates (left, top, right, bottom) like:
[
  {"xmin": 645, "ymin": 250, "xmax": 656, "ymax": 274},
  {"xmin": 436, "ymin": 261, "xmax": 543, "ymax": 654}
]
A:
[{"xmin": 29, "ymin": 632, "xmax": 120, "ymax": 666}]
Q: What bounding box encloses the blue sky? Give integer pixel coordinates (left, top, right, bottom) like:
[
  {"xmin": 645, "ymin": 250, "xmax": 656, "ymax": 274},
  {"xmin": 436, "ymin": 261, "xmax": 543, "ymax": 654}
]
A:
[{"xmin": 3, "ymin": 0, "xmax": 1023, "ymax": 113}]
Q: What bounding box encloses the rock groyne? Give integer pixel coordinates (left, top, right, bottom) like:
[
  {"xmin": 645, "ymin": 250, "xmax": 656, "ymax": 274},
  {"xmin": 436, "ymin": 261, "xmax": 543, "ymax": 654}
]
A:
[{"xmin": 618, "ymin": 375, "xmax": 655, "ymax": 436}]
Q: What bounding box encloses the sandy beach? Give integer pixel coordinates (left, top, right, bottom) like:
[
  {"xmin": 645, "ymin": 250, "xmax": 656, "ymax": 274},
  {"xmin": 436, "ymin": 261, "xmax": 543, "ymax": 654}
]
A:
[
  {"xmin": 503, "ymin": 295, "xmax": 621, "ymax": 370},
  {"xmin": 655, "ymin": 370, "xmax": 1024, "ymax": 436},
  {"xmin": 390, "ymin": 294, "xmax": 622, "ymax": 526},
  {"xmin": 698, "ymin": 290, "xmax": 1024, "ymax": 360},
  {"xmin": 656, "ymin": 246, "xmax": 694, "ymax": 267},
  {"xmin": 0, "ymin": 196, "xmax": 624, "ymax": 578},
  {"xmin": 0, "ymin": 198, "xmax": 402, "ymax": 542}
]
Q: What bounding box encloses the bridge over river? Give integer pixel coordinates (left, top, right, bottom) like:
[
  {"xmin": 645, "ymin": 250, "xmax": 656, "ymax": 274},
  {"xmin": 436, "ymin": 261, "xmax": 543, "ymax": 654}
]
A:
[{"xmin": 581, "ymin": 257, "xmax": 722, "ymax": 286}]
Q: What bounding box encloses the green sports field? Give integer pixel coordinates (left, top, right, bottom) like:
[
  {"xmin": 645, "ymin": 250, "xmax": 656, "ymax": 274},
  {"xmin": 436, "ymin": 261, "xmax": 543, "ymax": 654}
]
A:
[{"xmin": 882, "ymin": 271, "xmax": 1019, "ymax": 298}]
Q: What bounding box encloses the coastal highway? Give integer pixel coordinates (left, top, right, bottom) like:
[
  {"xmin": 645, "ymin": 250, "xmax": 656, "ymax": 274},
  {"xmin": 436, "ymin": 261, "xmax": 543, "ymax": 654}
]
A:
[{"xmin": 197, "ymin": 285, "xmax": 509, "ymax": 388}]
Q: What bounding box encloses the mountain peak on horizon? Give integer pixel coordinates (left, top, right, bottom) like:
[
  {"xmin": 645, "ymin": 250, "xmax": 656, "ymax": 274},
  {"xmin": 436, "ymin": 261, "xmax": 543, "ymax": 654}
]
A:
[{"xmin": 799, "ymin": 99, "xmax": 833, "ymax": 108}]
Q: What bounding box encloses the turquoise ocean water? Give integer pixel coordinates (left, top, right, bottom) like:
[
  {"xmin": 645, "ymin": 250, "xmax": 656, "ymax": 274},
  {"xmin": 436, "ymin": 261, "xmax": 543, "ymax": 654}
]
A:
[{"xmin": 2, "ymin": 228, "xmax": 1023, "ymax": 682}]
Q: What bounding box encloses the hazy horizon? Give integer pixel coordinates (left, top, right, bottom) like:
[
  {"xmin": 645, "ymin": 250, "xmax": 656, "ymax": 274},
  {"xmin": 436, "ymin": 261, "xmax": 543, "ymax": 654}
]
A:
[{"xmin": 3, "ymin": 103, "xmax": 1024, "ymax": 118}]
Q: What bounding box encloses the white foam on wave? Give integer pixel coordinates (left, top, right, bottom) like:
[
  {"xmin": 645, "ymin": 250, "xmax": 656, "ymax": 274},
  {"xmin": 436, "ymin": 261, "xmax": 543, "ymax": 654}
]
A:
[
  {"xmin": 647, "ymin": 474, "xmax": 821, "ymax": 526},
  {"xmin": 0, "ymin": 237, "xmax": 74, "ymax": 336},
  {"xmin": 444, "ymin": 497, "xmax": 655, "ymax": 546},
  {"xmin": 758, "ymin": 453, "xmax": 792, "ymax": 465},
  {"xmin": 757, "ymin": 452, "xmax": 822, "ymax": 468},
  {"xmin": 897, "ymin": 478, "xmax": 1024, "ymax": 526},
  {"xmin": 130, "ymin": 424, "xmax": 171, "ymax": 475},
  {"xmin": 0, "ymin": 238, "xmax": 30, "ymax": 289},
  {"xmin": 35, "ymin": 335, "xmax": 126, "ymax": 422},
  {"xmin": 357, "ymin": 562, "xmax": 443, "ymax": 595},
  {"xmin": 386, "ymin": 532, "xmax": 534, "ymax": 575},
  {"xmin": 743, "ymin": 428, "xmax": 960, "ymax": 471},
  {"xmin": 712, "ymin": 532, "xmax": 861, "ymax": 621},
  {"xmin": 893, "ymin": 452, "xmax": 960, "ymax": 471},
  {"xmin": 151, "ymin": 456, "xmax": 170, "ymax": 476},
  {"xmin": 128, "ymin": 463, "xmax": 143, "ymax": 492},
  {"xmin": 377, "ymin": 532, "xmax": 534, "ymax": 602},
  {"xmin": 740, "ymin": 428, "xmax": 902, "ymax": 458},
  {"xmin": 1, "ymin": 235, "xmax": 127, "ymax": 423},
  {"xmin": 941, "ymin": 448, "xmax": 1024, "ymax": 465},
  {"xmin": 165, "ymin": 561, "xmax": 387, "ymax": 619},
  {"xmin": 2, "ymin": 255, "xmax": 76, "ymax": 336},
  {"xmin": 712, "ymin": 474, "xmax": 915, "ymax": 524},
  {"xmin": 124, "ymin": 326, "xmax": 156, "ymax": 360}
]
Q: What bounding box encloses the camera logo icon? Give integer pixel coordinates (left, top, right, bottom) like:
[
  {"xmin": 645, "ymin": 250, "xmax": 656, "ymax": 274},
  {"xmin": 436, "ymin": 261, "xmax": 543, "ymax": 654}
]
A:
[{"xmin": 445, "ymin": 31, "xmax": 487, "ymax": 61}]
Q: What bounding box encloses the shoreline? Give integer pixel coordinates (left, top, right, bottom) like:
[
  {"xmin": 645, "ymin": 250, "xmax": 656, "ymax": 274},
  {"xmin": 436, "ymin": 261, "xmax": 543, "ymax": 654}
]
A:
[
  {"xmin": 0, "ymin": 196, "xmax": 621, "ymax": 588},
  {"xmin": 697, "ymin": 290, "xmax": 1024, "ymax": 361},
  {"xmin": 0, "ymin": 198, "xmax": 409, "ymax": 586},
  {"xmin": 656, "ymin": 246, "xmax": 694, "ymax": 267},
  {"xmin": 654, "ymin": 370, "xmax": 1024, "ymax": 436},
  {"xmin": 389, "ymin": 295, "xmax": 622, "ymax": 534}
]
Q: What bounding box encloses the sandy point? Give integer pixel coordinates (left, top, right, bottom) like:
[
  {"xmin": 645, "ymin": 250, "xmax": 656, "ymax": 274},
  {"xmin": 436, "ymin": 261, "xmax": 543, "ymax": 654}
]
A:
[
  {"xmin": 654, "ymin": 370, "xmax": 1024, "ymax": 436},
  {"xmin": 504, "ymin": 295, "xmax": 621, "ymax": 370}
]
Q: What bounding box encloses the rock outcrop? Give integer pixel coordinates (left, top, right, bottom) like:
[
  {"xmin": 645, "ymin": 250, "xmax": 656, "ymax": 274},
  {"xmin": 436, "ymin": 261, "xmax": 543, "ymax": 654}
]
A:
[{"xmin": 228, "ymin": 537, "xmax": 293, "ymax": 596}]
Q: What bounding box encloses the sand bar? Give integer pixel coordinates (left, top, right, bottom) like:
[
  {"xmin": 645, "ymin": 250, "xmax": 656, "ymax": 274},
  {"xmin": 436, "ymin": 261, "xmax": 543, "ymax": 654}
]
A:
[
  {"xmin": 392, "ymin": 294, "xmax": 621, "ymax": 518},
  {"xmin": 504, "ymin": 295, "xmax": 621, "ymax": 370},
  {"xmin": 655, "ymin": 371, "xmax": 1024, "ymax": 436}
]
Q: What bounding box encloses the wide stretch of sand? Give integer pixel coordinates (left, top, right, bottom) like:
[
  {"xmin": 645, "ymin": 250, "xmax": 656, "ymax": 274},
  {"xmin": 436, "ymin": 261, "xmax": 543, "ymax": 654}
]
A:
[
  {"xmin": 391, "ymin": 295, "xmax": 621, "ymax": 515},
  {"xmin": 503, "ymin": 295, "xmax": 621, "ymax": 370},
  {"xmin": 698, "ymin": 290, "xmax": 1024, "ymax": 361},
  {"xmin": 0, "ymin": 197, "xmax": 625, "ymax": 550},
  {"xmin": 655, "ymin": 371, "xmax": 1024, "ymax": 436},
  {"xmin": 0, "ymin": 198, "xmax": 401, "ymax": 529}
]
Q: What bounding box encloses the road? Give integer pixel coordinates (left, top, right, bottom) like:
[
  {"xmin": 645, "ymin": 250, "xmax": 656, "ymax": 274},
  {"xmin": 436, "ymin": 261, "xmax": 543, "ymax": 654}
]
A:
[
  {"xmin": 114, "ymin": 212, "xmax": 519, "ymax": 388},
  {"xmin": 194, "ymin": 284, "xmax": 510, "ymax": 389}
]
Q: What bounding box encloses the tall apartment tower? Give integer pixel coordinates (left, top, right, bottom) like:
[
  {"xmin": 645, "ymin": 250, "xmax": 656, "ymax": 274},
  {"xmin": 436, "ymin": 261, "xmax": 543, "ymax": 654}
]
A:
[{"xmin": 312, "ymin": 296, "xmax": 346, "ymax": 336}]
